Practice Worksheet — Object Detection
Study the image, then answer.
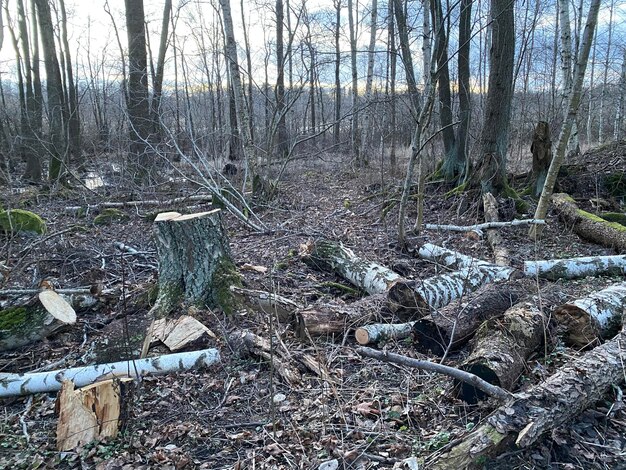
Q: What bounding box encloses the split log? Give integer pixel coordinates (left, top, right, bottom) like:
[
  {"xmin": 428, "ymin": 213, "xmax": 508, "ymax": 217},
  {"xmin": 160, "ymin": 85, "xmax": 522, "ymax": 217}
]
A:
[
  {"xmin": 387, "ymin": 265, "xmax": 515, "ymax": 320},
  {"xmin": 230, "ymin": 286, "xmax": 300, "ymax": 323},
  {"xmin": 0, "ymin": 348, "xmax": 220, "ymax": 397},
  {"xmin": 0, "ymin": 290, "xmax": 76, "ymax": 351},
  {"xmin": 431, "ymin": 325, "xmax": 626, "ymax": 469},
  {"xmin": 300, "ymin": 240, "xmax": 401, "ymax": 295},
  {"xmin": 151, "ymin": 210, "xmax": 240, "ymax": 317},
  {"xmin": 355, "ymin": 322, "xmax": 415, "ymax": 345},
  {"xmin": 552, "ymin": 193, "xmax": 626, "ymax": 252},
  {"xmin": 524, "ymin": 254, "xmax": 626, "ymax": 280},
  {"xmin": 149, "ymin": 315, "xmax": 216, "ymax": 352},
  {"xmin": 554, "ymin": 282, "xmax": 626, "ymax": 346},
  {"xmin": 423, "ymin": 219, "xmax": 545, "ymax": 234},
  {"xmin": 412, "ymin": 281, "xmax": 529, "ymax": 356},
  {"xmin": 56, "ymin": 378, "xmax": 134, "ymax": 450},
  {"xmin": 483, "ymin": 193, "xmax": 509, "ymax": 266},
  {"xmin": 456, "ymin": 303, "xmax": 545, "ymax": 404}
]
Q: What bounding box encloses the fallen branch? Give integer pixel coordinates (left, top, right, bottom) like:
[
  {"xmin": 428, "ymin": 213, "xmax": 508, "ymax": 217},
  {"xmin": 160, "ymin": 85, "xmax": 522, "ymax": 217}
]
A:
[
  {"xmin": 524, "ymin": 254, "xmax": 626, "ymax": 280},
  {"xmin": 356, "ymin": 347, "xmax": 511, "ymax": 401},
  {"xmin": 423, "ymin": 219, "xmax": 545, "ymax": 234},
  {"xmin": 0, "ymin": 348, "xmax": 220, "ymax": 397},
  {"xmin": 64, "ymin": 194, "xmax": 213, "ymax": 213}
]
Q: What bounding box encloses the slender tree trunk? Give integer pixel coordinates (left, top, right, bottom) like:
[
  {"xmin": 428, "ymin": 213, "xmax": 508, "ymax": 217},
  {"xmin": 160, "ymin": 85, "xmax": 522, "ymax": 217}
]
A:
[
  {"xmin": 388, "ymin": 0, "xmax": 397, "ymax": 171},
  {"xmin": 587, "ymin": 36, "xmax": 597, "ymax": 146},
  {"xmin": 347, "ymin": 0, "xmax": 359, "ymax": 162},
  {"xmin": 275, "ymin": 0, "xmax": 288, "ymax": 158},
  {"xmin": 240, "ymin": 0, "xmax": 255, "ymax": 145},
  {"xmin": 455, "ymin": 0, "xmax": 472, "ymax": 181},
  {"xmin": 359, "ymin": 0, "xmax": 378, "ymax": 163},
  {"xmin": 559, "ymin": 0, "xmax": 580, "ymax": 156},
  {"xmin": 59, "ymin": 0, "xmax": 80, "ymax": 166},
  {"xmin": 393, "ymin": 0, "xmax": 420, "ymax": 117},
  {"xmin": 616, "ymin": 48, "xmax": 626, "ymax": 141},
  {"xmin": 598, "ymin": 1, "xmax": 613, "ymax": 144},
  {"xmin": 151, "ymin": 0, "xmax": 172, "ymax": 138},
  {"xmin": 530, "ymin": 0, "xmax": 601, "ymax": 238},
  {"xmin": 333, "ymin": 0, "xmax": 341, "ymax": 146}
]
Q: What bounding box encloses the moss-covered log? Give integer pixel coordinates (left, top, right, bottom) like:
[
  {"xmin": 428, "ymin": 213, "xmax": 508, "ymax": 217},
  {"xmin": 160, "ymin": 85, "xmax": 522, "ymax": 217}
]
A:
[
  {"xmin": 300, "ymin": 240, "xmax": 401, "ymax": 295},
  {"xmin": 0, "ymin": 209, "xmax": 46, "ymax": 235},
  {"xmin": 524, "ymin": 254, "xmax": 626, "ymax": 280},
  {"xmin": 412, "ymin": 280, "xmax": 529, "ymax": 356},
  {"xmin": 0, "ymin": 290, "xmax": 76, "ymax": 351},
  {"xmin": 151, "ymin": 210, "xmax": 240, "ymax": 317},
  {"xmin": 552, "ymin": 193, "xmax": 626, "ymax": 252},
  {"xmin": 431, "ymin": 325, "xmax": 626, "ymax": 469},
  {"xmin": 456, "ymin": 303, "xmax": 545, "ymax": 404},
  {"xmin": 554, "ymin": 281, "xmax": 626, "ymax": 346}
]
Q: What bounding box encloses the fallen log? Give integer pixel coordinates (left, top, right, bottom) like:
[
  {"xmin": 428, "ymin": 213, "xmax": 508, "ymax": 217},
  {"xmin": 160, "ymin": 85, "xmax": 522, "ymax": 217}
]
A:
[
  {"xmin": 552, "ymin": 193, "xmax": 626, "ymax": 252},
  {"xmin": 56, "ymin": 378, "xmax": 134, "ymax": 451},
  {"xmin": 456, "ymin": 303, "xmax": 545, "ymax": 404},
  {"xmin": 423, "ymin": 219, "xmax": 545, "ymax": 234},
  {"xmin": 431, "ymin": 326, "xmax": 626, "ymax": 469},
  {"xmin": 300, "ymin": 240, "xmax": 401, "ymax": 295},
  {"xmin": 418, "ymin": 243, "xmax": 493, "ymax": 270},
  {"xmin": 524, "ymin": 254, "xmax": 626, "ymax": 280},
  {"xmin": 0, "ymin": 348, "xmax": 220, "ymax": 397},
  {"xmin": 0, "ymin": 290, "xmax": 76, "ymax": 351},
  {"xmin": 554, "ymin": 281, "xmax": 626, "ymax": 346},
  {"xmin": 483, "ymin": 193, "xmax": 509, "ymax": 266},
  {"xmin": 387, "ymin": 265, "xmax": 515, "ymax": 319},
  {"xmin": 412, "ymin": 281, "xmax": 528, "ymax": 356},
  {"xmin": 64, "ymin": 194, "xmax": 213, "ymax": 214},
  {"xmin": 230, "ymin": 286, "xmax": 300, "ymax": 323},
  {"xmin": 355, "ymin": 322, "xmax": 415, "ymax": 345}
]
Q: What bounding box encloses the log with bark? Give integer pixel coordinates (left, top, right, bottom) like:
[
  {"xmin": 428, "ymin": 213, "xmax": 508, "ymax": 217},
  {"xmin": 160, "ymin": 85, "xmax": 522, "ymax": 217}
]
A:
[
  {"xmin": 418, "ymin": 243, "xmax": 494, "ymax": 270},
  {"xmin": 431, "ymin": 325, "xmax": 626, "ymax": 469},
  {"xmin": 456, "ymin": 303, "xmax": 545, "ymax": 403},
  {"xmin": 552, "ymin": 193, "xmax": 626, "ymax": 252},
  {"xmin": 0, "ymin": 348, "xmax": 220, "ymax": 397},
  {"xmin": 422, "ymin": 219, "xmax": 545, "ymax": 234},
  {"xmin": 151, "ymin": 210, "xmax": 240, "ymax": 317},
  {"xmin": 56, "ymin": 378, "xmax": 134, "ymax": 450},
  {"xmin": 0, "ymin": 290, "xmax": 76, "ymax": 351},
  {"xmin": 412, "ymin": 280, "xmax": 529, "ymax": 356},
  {"xmin": 530, "ymin": 121, "xmax": 553, "ymax": 198},
  {"xmin": 230, "ymin": 286, "xmax": 300, "ymax": 323},
  {"xmin": 355, "ymin": 321, "xmax": 415, "ymax": 345},
  {"xmin": 554, "ymin": 282, "xmax": 626, "ymax": 346},
  {"xmin": 387, "ymin": 265, "xmax": 516, "ymax": 320},
  {"xmin": 300, "ymin": 240, "xmax": 401, "ymax": 295},
  {"xmin": 524, "ymin": 254, "xmax": 626, "ymax": 280},
  {"xmin": 483, "ymin": 192, "xmax": 509, "ymax": 266},
  {"xmin": 64, "ymin": 194, "xmax": 213, "ymax": 214}
]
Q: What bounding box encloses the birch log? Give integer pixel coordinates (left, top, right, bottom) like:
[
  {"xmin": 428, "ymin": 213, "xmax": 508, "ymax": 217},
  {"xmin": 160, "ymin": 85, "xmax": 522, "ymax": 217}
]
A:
[
  {"xmin": 300, "ymin": 240, "xmax": 401, "ymax": 294},
  {"xmin": 554, "ymin": 282, "xmax": 626, "ymax": 346},
  {"xmin": 0, "ymin": 290, "xmax": 76, "ymax": 351},
  {"xmin": 483, "ymin": 192, "xmax": 509, "ymax": 266},
  {"xmin": 431, "ymin": 325, "xmax": 626, "ymax": 469},
  {"xmin": 551, "ymin": 193, "xmax": 626, "ymax": 252},
  {"xmin": 355, "ymin": 322, "xmax": 415, "ymax": 345},
  {"xmin": 418, "ymin": 243, "xmax": 493, "ymax": 270},
  {"xmin": 387, "ymin": 265, "xmax": 515, "ymax": 319},
  {"xmin": 524, "ymin": 254, "xmax": 626, "ymax": 280},
  {"xmin": 457, "ymin": 303, "xmax": 545, "ymax": 403},
  {"xmin": 0, "ymin": 348, "xmax": 220, "ymax": 397},
  {"xmin": 412, "ymin": 281, "xmax": 528, "ymax": 356}
]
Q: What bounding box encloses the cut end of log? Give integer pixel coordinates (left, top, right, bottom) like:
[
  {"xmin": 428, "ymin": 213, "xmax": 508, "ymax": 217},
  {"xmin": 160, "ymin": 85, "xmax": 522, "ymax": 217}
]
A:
[
  {"xmin": 457, "ymin": 363, "xmax": 501, "ymax": 404},
  {"xmin": 38, "ymin": 290, "xmax": 76, "ymax": 324},
  {"xmin": 354, "ymin": 327, "xmax": 371, "ymax": 345},
  {"xmin": 554, "ymin": 304, "xmax": 601, "ymax": 347}
]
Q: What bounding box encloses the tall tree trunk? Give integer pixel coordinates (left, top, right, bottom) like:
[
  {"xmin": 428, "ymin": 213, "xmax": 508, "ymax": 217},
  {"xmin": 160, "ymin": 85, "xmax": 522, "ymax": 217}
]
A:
[
  {"xmin": 616, "ymin": 48, "xmax": 626, "ymax": 141},
  {"xmin": 151, "ymin": 0, "xmax": 172, "ymax": 138},
  {"xmin": 59, "ymin": 0, "xmax": 80, "ymax": 166},
  {"xmin": 455, "ymin": 0, "xmax": 472, "ymax": 181},
  {"xmin": 530, "ymin": 0, "xmax": 601, "ymax": 239},
  {"xmin": 471, "ymin": 0, "xmax": 515, "ymax": 194},
  {"xmin": 240, "ymin": 0, "xmax": 255, "ymax": 145},
  {"xmin": 347, "ymin": 0, "xmax": 359, "ymax": 162},
  {"xmin": 333, "ymin": 0, "xmax": 341, "ymax": 146},
  {"xmin": 275, "ymin": 0, "xmax": 288, "ymax": 158},
  {"xmin": 124, "ymin": 0, "xmax": 151, "ymax": 181},
  {"xmin": 393, "ymin": 0, "xmax": 420, "ymax": 118},
  {"xmin": 559, "ymin": 0, "xmax": 580, "ymax": 155},
  {"xmin": 598, "ymin": 0, "xmax": 613, "ymax": 144},
  {"xmin": 388, "ymin": 0, "xmax": 397, "ymax": 171},
  {"xmin": 359, "ymin": 0, "xmax": 378, "ymax": 163}
]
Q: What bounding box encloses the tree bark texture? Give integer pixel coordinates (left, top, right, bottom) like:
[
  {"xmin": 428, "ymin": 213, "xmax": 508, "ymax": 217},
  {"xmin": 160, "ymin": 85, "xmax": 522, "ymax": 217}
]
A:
[
  {"xmin": 554, "ymin": 281, "xmax": 626, "ymax": 347},
  {"xmin": 483, "ymin": 193, "xmax": 509, "ymax": 265},
  {"xmin": 524, "ymin": 254, "xmax": 626, "ymax": 280},
  {"xmin": 530, "ymin": 121, "xmax": 552, "ymax": 197},
  {"xmin": 152, "ymin": 210, "xmax": 240, "ymax": 317},
  {"xmin": 355, "ymin": 321, "xmax": 415, "ymax": 345},
  {"xmin": 431, "ymin": 326, "xmax": 626, "ymax": 469}
]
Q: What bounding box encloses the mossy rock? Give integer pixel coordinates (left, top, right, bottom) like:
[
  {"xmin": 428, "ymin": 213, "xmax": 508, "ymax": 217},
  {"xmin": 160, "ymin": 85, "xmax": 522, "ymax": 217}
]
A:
[
  {"xmin": 93, "ymin": 208, "xmax": 129, "ymax": 225},
  {"xmin": 600, "ymin": 212, "xmax": 626, "ymax": 226},
  {"xmin": 0, "ymin": 209, "xmax": 47, "ymax": 235}
]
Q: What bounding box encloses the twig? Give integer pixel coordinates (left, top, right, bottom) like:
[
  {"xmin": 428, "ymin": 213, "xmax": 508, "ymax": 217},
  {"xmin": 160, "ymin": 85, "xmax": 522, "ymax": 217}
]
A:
[
  {"xmin": 356, "ymin": 347, "xmax": 512, "ymax": 401},
  {"xmin": 19, "ymin": 396, "xmax": 34, "ymax": 443}
]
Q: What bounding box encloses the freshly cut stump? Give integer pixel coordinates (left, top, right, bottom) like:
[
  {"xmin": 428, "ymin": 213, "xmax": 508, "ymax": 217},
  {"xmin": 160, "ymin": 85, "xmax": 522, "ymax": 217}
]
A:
[
  {"xmin": 456, "ymin": 303, "xmax": 545, "ymax": 404},
  {"xmin": 554, "ymin": 281, "xmax": 626, "ymax": 346},
  {"xmin": 0, "ymin": 290, "xmax": 76, "ymax": 351},
  {"xmin": 152, "ymin": 210, "xmax": 240, "ymax": 316}
]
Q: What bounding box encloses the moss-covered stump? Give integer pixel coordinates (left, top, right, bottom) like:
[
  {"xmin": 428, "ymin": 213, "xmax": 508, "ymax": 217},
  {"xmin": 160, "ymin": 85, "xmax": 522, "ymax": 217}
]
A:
[
  {"xmin": 93, "ymin": 208, "xmax": 129, "ymax": 225},
  {"xmin": 0, "ymin": 290, "xmax": 76, "ymax": 351},
  {"xmin": 552, "ymin": 193, "xmax": 626, "ymax": 252},
  {"xmin": 0, "ymin": 209, "xmax": 47, "ymax": 235},
  {"xmin": 151, "ymin": 210, "xmax": 241, "ymax": 318}
]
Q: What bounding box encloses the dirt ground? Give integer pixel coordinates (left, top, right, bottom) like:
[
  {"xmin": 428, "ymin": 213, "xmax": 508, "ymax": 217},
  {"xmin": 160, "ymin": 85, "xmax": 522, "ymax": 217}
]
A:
[{"xmin": 1, "ymin": 147, "xmax": 626, "ymax": 469}]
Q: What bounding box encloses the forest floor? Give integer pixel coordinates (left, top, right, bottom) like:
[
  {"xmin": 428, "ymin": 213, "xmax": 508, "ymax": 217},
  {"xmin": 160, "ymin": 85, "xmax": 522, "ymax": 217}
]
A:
[{"xmin": 2, "ymin": 143, "xmax": 626, "ymax": 469}]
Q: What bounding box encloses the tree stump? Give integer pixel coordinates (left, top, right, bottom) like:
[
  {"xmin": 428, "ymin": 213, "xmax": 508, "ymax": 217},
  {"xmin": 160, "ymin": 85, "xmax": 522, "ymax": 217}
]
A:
[
  {"xmin": 151, "ymin": 210, "xmax": 240, "ymax": 317},
  {"xmin": 530, "ymin": 121, "xmax": 552, "ymax": 197}
]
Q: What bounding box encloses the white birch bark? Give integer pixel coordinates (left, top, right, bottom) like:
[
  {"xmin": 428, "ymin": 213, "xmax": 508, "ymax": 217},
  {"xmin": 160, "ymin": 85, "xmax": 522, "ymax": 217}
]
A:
[
  {"xmin": 355, "ymin": 321, "xmax": 415, "ymax": 345},
  {"xmin": 524, "ymin": 255, "xmax": 626, "ymax": 280},
  {"xmin": 0, "ymin": 348, "xmax": 220, "ymax": 397},
  {"xmin": 418, "ymin": 243, "xmax": 495, "ymax": 270}
]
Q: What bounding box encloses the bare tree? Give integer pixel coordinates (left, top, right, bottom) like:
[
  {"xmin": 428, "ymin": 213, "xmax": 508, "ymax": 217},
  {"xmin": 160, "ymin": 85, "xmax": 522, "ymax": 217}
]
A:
[{"xmin": 359, "ymin": 0, "xmax": 378, "ymax": 161}]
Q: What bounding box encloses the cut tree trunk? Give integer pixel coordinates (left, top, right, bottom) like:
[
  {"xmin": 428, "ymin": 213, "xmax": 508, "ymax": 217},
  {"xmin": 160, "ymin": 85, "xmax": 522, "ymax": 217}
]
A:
[
  {"xmin": 355, "ymin": 321, "xmax": 415, "ymax": 345},
  {"xmin": 554, "ymin": 282, "xmax": 626, "ymax": 346},
  {"xmin": 56, "ymin": 378, "xmax": 134, "ymax": 451},
  {"xmin": 387, "ymin": 265, "xmax": 515, "ymax": 320},
  {"xmin": 456, "ymin": 303, "xmax": 545, "ymax": 404},
  {"xmin": 0, "ymin": 348, "xmax": 220, "ymax": 397},
  {"xmin": 0, "ymin": 290, "xmax": 76, "ymax": 351},
  {"xmin": 483, "ymin": 192, "xmax": 509, "ymax": 265},
  {"xmin": 230, "ymin": 286, "xmax": 300, "ymax": 323},
  {"xmin": 300, "ymin": 240, "xmax": 401, "ymax": 295},
  {"xmin": 431, "ymin": 325, "xmax": 626, "ymax": 469},
  {"xmin": 552, "ymin": 193, "xmax": 626, "ymax": 252},
  {"xmin": 151, "ymin": 210, "xmax": 240, "ymax": 317},
  {"xmin": 524, "ymin": 254, "xmax": 626, "ymax": 280},
  {"xmin": 412, "ymin": 280, "xmax": 529, "ymax": 356}
]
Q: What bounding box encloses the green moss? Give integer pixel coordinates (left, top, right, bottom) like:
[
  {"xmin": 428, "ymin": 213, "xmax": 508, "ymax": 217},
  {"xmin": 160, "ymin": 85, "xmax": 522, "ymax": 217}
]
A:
[
  {"xmin": 444, "ymin": 182, "xmax": 468, "ymax": 198},
  {"xmin": 212, "ymin": 257, "xmax": 242, "ymax": 315},
  {"xmin": 0, "ymin": 209, "xmax": 47, "ymax": 235},
  {"xmin": 0, "ymin": 307, "xmax": 28, "ymax": 331},
  {"xmin": 93, "ymin": 208, "xmax": 129, "ymax": 225},
  {"xmin": 600, "ymin": 212, "xmax": 626, "ymax": 226},
  {"xmin": 577, "ymin": 208, "xmax": 626, "ymax": 232}
]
